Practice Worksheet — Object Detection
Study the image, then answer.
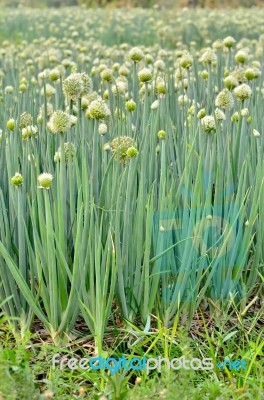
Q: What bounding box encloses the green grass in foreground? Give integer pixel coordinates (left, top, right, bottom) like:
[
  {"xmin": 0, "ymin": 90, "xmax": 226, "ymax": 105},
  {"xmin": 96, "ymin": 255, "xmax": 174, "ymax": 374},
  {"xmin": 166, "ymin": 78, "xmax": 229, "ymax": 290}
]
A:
[{"xmin": 0, "ymin": 304, "xmax": 263, "ymax": 400}]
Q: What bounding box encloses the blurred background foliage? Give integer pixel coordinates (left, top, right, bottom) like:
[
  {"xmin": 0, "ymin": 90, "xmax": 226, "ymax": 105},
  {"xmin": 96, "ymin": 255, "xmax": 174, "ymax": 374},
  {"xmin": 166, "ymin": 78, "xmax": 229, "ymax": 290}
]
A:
[{"xmin": 0, "ymin": 0, "xmax": 262, "ymax": 8}]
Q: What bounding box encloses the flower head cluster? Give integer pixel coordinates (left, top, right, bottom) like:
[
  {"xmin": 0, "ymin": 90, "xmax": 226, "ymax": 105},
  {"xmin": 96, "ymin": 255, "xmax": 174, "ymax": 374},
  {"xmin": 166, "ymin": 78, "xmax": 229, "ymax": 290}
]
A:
[
  {"xmin": 215, "ymin": 89, "xmax": 234, "ymax": 110},
  {"xmin": 63, "ymin": 72, "xmax": 92, "ymax": 101},
  {"xmin": 22, "ymin": 125, "xmax": 38, "ymax": 140},
  {"xmin": 49, "ymin": 110, "xmax": 71, "ymax": 134},
  {"xmin": 128, "ymin": 47, "xmax": 144, "ymax": 62},
  {"xmin": 233, "ymin": 83, "xmax": 252, "ymax": 101},
  {"xmin": 19, "ymin": 112, "xmax": 33, "ymax": 130},
  {"xmin": 200, "ymin": 48, "xmax": 217, "ymax": 65},
  {"xmin": 88, "ymin": 99, "xmax": 110, "ymax": 120},
  {"xmin": 179, "ymin": 51, "xmax": 193, "ymax": 69},
  {"xmin": 138, "ymin": 68, "xmax": 152, "ymax": 83},
  {"xmin": 11, "ymin": 172, "xmax": 23, "ymax": 187},
  {"xmin": 38, "ymin": 173, "xmax": 53, "ymax": 189},
  {"xmin": 54, "ymin": 142, "xmax": 76, "ymax": 163},
  {"xmin": 201, "ymin": 115, "xmax": 216, "ymax": 133},
  {"xmin": 111, "ymin": 136, "xmax": 136, "ymax": 163}
]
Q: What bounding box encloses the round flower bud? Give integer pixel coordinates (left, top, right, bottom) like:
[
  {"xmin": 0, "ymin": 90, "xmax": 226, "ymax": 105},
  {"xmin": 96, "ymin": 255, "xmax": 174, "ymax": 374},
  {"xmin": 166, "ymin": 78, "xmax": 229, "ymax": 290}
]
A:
[
  {"xmin": 7, "ymin": 118, "xmax": 15, "ymax": 131},
  {"xmin": 98, "ymin": 123, "xmax": 107, "ymax": 135},
  {"xmin": 200, "ymin": 48, "xmax": 217, "ymax": 65},
  {"xmin": 63, "ymin": 73, "xmax": 83, "ymax": 101},
  {"xmin": 19, "ymin": 112, "xmax": 33, "ymax": 130},
  {"xmin": 157, "ymin": 130, "xmax": 166, "ymax": 139},
  {"xmin": 38, "ymin": 173, "xmax": 53, "ymax": 189},
  {"xmin": 215, "ymin": 108, "xmax": 226, "ymax": 121},
  {"xmin": 151, "ymin": 100, "xmax": 159, "ymax": 110},
  {"xmin": 88, "ymin": 99, "xmax": 110, "ymax": 120},
  {"xmin": 241, "ymin": 108, "xmax": 249, "ymax": 117},
  {"xmin": 21, "ymin": 125, "xmax": 38, "ymax": 140},
  {"xmin": 197, "ymin": 109, "xmax": 206, "ymax": 119},
  {"xmin": 41, "ymin": 84, "xmax": 55, "ymax": 98},
  {"xmin": 247, "ymin": 116, "xmax": 252, "ymax": 124},
  {"xmin": 111, "ymin": 136, "xmax": 135, "ymax": 163},
  {"xmin": 138, "ymin": 68, "xmax": 152, "ymax": 83},
  {"xmin": 49, "ymin": 110, "xmax": 71, "ymax": 134},
  {"xmin": 49, "ymin": 68, "xmax": 60, "ymax": 81},
  {"xmin": 231, "ymin": 112, "xmax": 240, "ymax": 122},
  {"xmin": 224, "ymin": 75, "xmax": 239, "ymax": 90},
  {"xmin": 125, "ymin": 99, "xmax": 136, "ymax": 112},
  {"xmin": 5, "ymin": 85, "xmax": 14, "ymax": 95},
  {"xmin": 201, "ymin": 116, "xmax": 216, "ymax": 133},
  {"xmin": 11, "ymin": 172, "xmax": 23, "ymax": 187},
  {"xmin": 128, "ymin": 47, "xmax": 144, "ymax": 63},
  {"xmin": 252, "ymin": 129, "xmax": 260, "ymax": 137},
  {"xmin": 233, "ymin": 83, "xmax": 252, "ymax": 101},
  {"xmin": 245, "ymin": 68, "xmax": 260, "ymax": 81},
  {"xmin": 223, "ymin": 36, "xmax": 236, "ymax": 48},
  {"xmin": 100, "ymin": 68, "xmax": 113, "ymax": 83},
  {"xmin": 103, "ymin": 143, "xmax": 111, "ymax": 151},
  {"xmin": 235, "ymin": 50, "xmax": 249, "ymax": 64},
  {"xmin": 126, "ymin": 146, "xmax": 138, "ymax": 158},
  {"xmin": 19, "ymin": 83, "xmax": 27, "ymax": 93},
  {"xmin": 201, "ymin": 70, "xmax": 209, "ymax": 80},
  {"xmin": 215, "ymin": 88, "xmax": 234, "ymax": 110},
  {"xmin": 179, "ymin": 51, "xmax": 193, "ymax": 69}
]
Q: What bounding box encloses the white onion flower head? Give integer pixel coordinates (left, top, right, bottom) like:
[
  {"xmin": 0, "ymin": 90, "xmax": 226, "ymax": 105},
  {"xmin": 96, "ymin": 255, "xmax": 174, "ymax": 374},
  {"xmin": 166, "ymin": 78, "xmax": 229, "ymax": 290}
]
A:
[
  {"xmin": 88, "ymin": 99, "xmax": 110, "ymax": 120},
  {"xmin": 49, "ymin": 110, "xmax": 71, "ymax": 134},
  {"xmin": 215, "ymin": 108, "xmax": 226, "ymax": 121},
  {"xmin": 151, "ymin": 100, "xmax": 159, "ymax": 110},
  {"xmin": 98, "ymin": 123, "xmax": 107, "ymax": 135},
  {"xmin": 253, "ymin": 129, "xmax": 260, "ymax": 137},
  {"xmin": 63, "ymin": 73, "xmax": 83, "ymax": 101},
  {"xmin": 215, "ymin": 88, "xmax": 234, "ymax": 110},
  {"xmin": 38, "ymin": 173, "xmax": 53, "ymax": 189},
  {"xmin": 233, "ymin": 83, "xmax": 252, "ymax": 101},
  {"xmin": 223, "ymin": 36, "xmax": 236, "ymax": 48},
  {"xmin": 128, "ymin": 47, "xmax": 144, "ymax": 62},
  {"xmin": 200, "ymin": 48, "xmax": 217, "ymax": 65},
  {"xmin": 179, "ymin": 51, "xmax": 193, "ymax": 69},
  {"xmin": 201, "ymin": 116, "xmax": 216, "ymax": 133},
  {"xmin": 138, "ymin": 68, "xmax": 153, "ymax": 83}
]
